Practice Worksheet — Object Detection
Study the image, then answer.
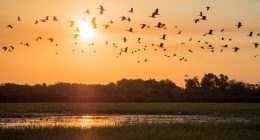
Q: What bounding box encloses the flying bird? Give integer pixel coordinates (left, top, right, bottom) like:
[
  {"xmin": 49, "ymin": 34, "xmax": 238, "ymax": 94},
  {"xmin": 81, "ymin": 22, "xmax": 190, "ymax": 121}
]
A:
[
  {"xmin": 158, "ymin": 43, "xmax": 164, "ymax": 48},
  {"xmin": 194, "ymin": 19, "xmax": 200, "ymax": 24},
  {"xmin": 233, "ymin": 47, "xmax": 240, "ymax": 52},
  {"xmin": 122, "ymin": 37, "xmax": 127, "ymax": 42},
  {"xmin": 140, "ymin": 24, "xmax": 149, "ymax": 29},
  {"xmin": 248, "ymin": 32, "xmax": 253, "ymax": 37},
  {"xmin": 17, "ymin": 17, "xmax": 21, "ymax": 21},
  {"xmin": 103, "ymin": 24, "xmax": 110, "ymax": 29},
  {"xmin": 24, "ymin": 43, "xmax": 30, "ymax": 46},
  {"xmin": 236, "ymin": 22, "xmax": 243, "ymax": 28},
  {"xmin": 48, "ymin": 38, "xmax": 54, "ymax": 43},
  {"xmin": 150, "ymin": 8, "xmax": 159, "ymax": 18},
  {"xmin": 128, "ymin": 8, "xmax": 134, "ymax": 13},
  {"xmin": 73, "ymin": 34, "xmax": 79, "ymax": 39},
  {"xmin": 53, "ymin": 16, "xmax": 58, "ymax": 22},
  {"xmin": 7, "ymin": 25, "xmax": 13, "ymax": 29},
  {"xmin": 83, "ymin": 9, "xmax": 91, "ymax": 14},
  {"xmin": 205, "ymin": 6, "xmax": 210, "ymax": 11},
  {"xmin": 253, "ymin": 43, "xmax": 259, "ymax": 48},
  {"xmin": 68, "ymin": 21, "xmax": 75, "ymax": 27},
  {"xmin": 161, "ymin": 34, "xmax": 167, "ymax": 40},
  {"xmin": 91, "ymin": 17, "xmax": 97, "ymax": 29},
  {"xmin": 98, "ymin": 5, "xmax": 105, "ymax": 15},
  {"xmin": 126, "ymin": 28, "xmax": 134, "ymax": 33},
  {"xmin": 2, "ymin": 46, "xmax": 8, "ymax": 51},
  {"xmin": 36, "ymin": 36, "xmax": 42, "ymax": 41}
]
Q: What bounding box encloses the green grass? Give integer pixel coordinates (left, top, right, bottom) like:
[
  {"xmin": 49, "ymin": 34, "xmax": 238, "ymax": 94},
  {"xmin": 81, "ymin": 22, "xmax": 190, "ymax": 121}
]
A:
[
  {"xmin": 1, "ymin": 103, "xmax": 260, "ymax": 117},
  {"xmin": 1, "ymin": 103, "xmax": 260, "ymax": 140},
  {"xmin": 1, "ymin": 122, "xmax": 260, "ymax": 140}
]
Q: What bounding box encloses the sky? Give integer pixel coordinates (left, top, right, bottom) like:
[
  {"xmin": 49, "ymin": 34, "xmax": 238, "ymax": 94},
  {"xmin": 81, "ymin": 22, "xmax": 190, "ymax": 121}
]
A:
[{"xmin": 0, "ymin": 0, "xmax": 260, "ymax": 86}]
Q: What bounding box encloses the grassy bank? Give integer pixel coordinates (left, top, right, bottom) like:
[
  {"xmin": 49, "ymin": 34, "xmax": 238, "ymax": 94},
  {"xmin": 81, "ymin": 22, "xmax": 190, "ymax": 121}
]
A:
[
  {"xmin": 0, "ymin": 103, "xmax": 260, "ymax": 117},
  {"xmin": 1, "ymin": 122, "xmax": 260, "ymax": 140}
]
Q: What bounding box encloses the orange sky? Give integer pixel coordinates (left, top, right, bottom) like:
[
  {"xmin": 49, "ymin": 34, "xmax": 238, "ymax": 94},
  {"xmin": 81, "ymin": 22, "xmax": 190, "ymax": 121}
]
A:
[{"xmin": 0, "ymin": 0, "xmax": 260, "ymax": 85}]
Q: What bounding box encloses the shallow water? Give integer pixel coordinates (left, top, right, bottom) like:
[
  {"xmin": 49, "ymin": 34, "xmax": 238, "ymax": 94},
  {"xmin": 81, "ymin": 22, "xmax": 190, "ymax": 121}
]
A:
[{"xmin": 0, "ymin": 115, "xmax": 249, "ymax": 128}]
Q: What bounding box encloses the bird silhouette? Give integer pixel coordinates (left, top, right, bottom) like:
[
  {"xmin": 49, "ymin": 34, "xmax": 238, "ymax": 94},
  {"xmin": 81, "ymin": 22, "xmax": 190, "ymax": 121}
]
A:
[
  {"xmin": 91, "ymin": 17, "xmax": 97, "ymax": 29},
  {"xmin": 194, "ymin": 19, "xmax": 200, "ymax": 24},
  {"xmin": 48, "ymin": 38, "xmax": 54, "ymax": 43},
  {"xmin": 154, "ymin": 8, "xmax": 159, "ymax": 15},
  {"xmin": 109, "ymin": 20, "xmax": 114, "ymax": 24},
  {"xmin": 24, "ymin": 43, "xmax": 30, "ymax": 47},
  {"xmin": 199, "ymin": 12, "xmax": 204, "ymax": 17},
  {"xmin": 233, "ymin": 47, "xmax": 240, "ymax": 52},
  {"xmin": 128, "ymin": 8, "xmax": 134, "ymax": 13},
  {"xmin": 2, "ymin": 46, "xmax": 8, "ymax": 51},
  {"xmin": 236, "ymin": 22, "xmax": 243, "ymax": 28},
  {"xmin": 83, "ymin": 9, "xmax": 91, "ymax": 14},
  {"xmin": 17, "ymin": 17, "xmax": 21, "ymax": 21},
  {"xmin": 98, "ymin": 5, "xmax": 105, "ymax": 15},
  {"xmin": 36, "ymin": 37, "xmax": 42, "ymax": 41},
  {"xmin": 7, "ymin": 25, "xmax": 13, "ymax": 29},
  {"xmin": 206, "ymin": 6, "xmax": 210, "ymax": 11},
  {"xmin": 161, "ymin": 34, "xmax": 167, "ymax": 40},
  {"xmin": 150, "ymin": 12, "xmax": 157, "ymax": 18},
  {"xmin": 137, "ymin": 38, "xmax": 142, "ymax": 42},
  {"xmin": 9, "ymin": 46, "xmax": 14, "ymax": 51},
  {"xmin": 103, "ymin": 24, "xmax": 110, "ymax": 29},
  {"xmin": 253, "ymin": 43, "xmax": 259, "ymax": 48},
  {"xmin": 73, "ymin": 34, "xmax": 79, "ymax": 39},
  {"xmin": 140, "ymin": 24, "xmax": 149, "ymax": 29},
  {"xmin": 222, "ymin": 45, "xmax": 228, "ymax": 48},
  {"xmin": 201, "ymin": 16, "xmax": 207, "ymax": 20},
  {"xmin": 68, "ymin": 21, "xmax": 75, "ymax": 27},
  {"xmin": 203, "ymin": 30, "xmax": 213, "ymax": 36},
  {"xmin": 126, "ymin": 28, "xmax": 134, "ymax": 33},
  {"xmin": 122, "ymin": 37, "xmax": 127, "ymax": 42},
  {"xmin": 53, "ymin": 16, "xmax": 58, "ymax": 22},
  {"xmin": 119, "ymin": 16, "xmax": 127, "ymax": 21},
  {"xmin": 158, "ymin": 43, "xmax": 164, "ymax": 48},
  {"xmin": 123, "ymin": 47, "xmax": 128, "ymax": 52},
  {"xmin": 248, "ymin": 32, "xmax": 253, "ymax": 37},
  {"xmin": 150, "ymin": 8, "xmax": 159, "ymax": 18}
]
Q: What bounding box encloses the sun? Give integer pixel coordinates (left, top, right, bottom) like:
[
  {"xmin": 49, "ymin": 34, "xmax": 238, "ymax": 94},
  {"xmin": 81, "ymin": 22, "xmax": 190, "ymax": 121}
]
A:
[{"xmin": 78, "ymin": 20, "xmax": 96, "ymax": 42}]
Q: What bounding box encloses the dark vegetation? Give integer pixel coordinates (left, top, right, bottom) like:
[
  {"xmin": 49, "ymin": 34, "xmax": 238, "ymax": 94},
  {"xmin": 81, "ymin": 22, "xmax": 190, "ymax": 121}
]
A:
[
  {"xmin": 1, "ymin": 122, "xmax": 260, "ymax": 140},
  {"xmin": 0, "ymin": 73, "xmax": 259, "ymax": 102},
  {"xmin": 1, "ymin": 103, "xmax": 260, "ymax": 117}
]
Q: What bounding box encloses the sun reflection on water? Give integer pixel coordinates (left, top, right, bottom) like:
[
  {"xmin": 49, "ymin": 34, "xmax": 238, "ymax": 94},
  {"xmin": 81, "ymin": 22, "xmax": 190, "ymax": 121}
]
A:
[{"xmin": 0, "ymin": 115, "xmax": 249, "ymax": 128}]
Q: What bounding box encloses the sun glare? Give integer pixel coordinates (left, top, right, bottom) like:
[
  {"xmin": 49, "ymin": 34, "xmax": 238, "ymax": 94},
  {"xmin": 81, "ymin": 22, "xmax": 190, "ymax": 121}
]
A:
[{"xmin": 78, "ymin": 20, "xmax": 96, "ymax": 42}]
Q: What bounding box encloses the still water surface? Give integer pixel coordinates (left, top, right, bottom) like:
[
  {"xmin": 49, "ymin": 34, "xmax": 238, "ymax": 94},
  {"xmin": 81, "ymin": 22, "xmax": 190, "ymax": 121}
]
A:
[{"xmin": 0, "ymin": 115, "xmax": 249, "ymax": 128}]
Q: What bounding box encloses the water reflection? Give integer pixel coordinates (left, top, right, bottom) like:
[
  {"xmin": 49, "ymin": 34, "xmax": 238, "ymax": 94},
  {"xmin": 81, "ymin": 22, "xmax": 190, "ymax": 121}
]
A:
[{"xmin": 0, "ymin": 115, "xmax": 249, "ymax": 128}]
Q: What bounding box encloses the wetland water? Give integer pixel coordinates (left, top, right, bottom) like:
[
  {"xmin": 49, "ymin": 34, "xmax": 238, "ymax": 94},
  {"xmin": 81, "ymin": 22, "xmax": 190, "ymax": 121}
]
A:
[{"xmin": 0, "ymin": 115, "xmax": 249, "ymax": 128}]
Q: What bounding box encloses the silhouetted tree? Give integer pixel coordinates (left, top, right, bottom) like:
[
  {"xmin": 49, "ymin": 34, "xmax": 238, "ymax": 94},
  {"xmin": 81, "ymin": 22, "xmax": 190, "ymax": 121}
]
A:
[
  {"xmin": 201, "ymin": 73, "xmax": 220, "ymax": 90},
  {"xmin": 0, "ymin": 73, "xmax": 259, "ymax": 102},
  {"xmin": 185, "ymin": 77, "xmax": 200, "ymax": 90}
]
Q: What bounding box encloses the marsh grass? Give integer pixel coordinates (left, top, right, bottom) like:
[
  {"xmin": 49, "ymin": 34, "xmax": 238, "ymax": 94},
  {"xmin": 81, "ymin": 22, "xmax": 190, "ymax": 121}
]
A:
[
  {"xmin": 0, "ymin": 103, "xmax": 260, "ymax": 117},
  {"xmin": 1, "ymin": 122, "xmax": 260, "ymax": 140}
]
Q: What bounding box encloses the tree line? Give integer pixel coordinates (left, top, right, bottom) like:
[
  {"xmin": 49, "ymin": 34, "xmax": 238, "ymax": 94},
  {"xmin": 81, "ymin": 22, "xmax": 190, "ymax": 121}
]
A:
[{"xmin": 0, "ymin": 73, "xmax": 259, "ymax": 103}]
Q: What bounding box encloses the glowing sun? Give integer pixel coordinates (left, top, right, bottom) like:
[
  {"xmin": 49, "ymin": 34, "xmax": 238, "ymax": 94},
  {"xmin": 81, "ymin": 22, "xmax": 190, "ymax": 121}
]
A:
[{"xmin": 78, "ymin": 21, "xmax": 96, "ymax": 41}]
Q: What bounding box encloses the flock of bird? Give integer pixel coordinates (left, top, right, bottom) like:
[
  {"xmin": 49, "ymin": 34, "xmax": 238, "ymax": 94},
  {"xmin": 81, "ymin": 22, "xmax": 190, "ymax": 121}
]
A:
[{"xmin": 2, "ymin": 4, "xmax": 260, "ymax": 63}]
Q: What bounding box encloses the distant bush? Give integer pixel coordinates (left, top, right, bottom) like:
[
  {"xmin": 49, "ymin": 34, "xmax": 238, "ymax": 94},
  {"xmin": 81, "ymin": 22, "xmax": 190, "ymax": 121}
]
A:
[{"xmin": 0, "ymin": 73, "xmax": 259, "ymax": 102}]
